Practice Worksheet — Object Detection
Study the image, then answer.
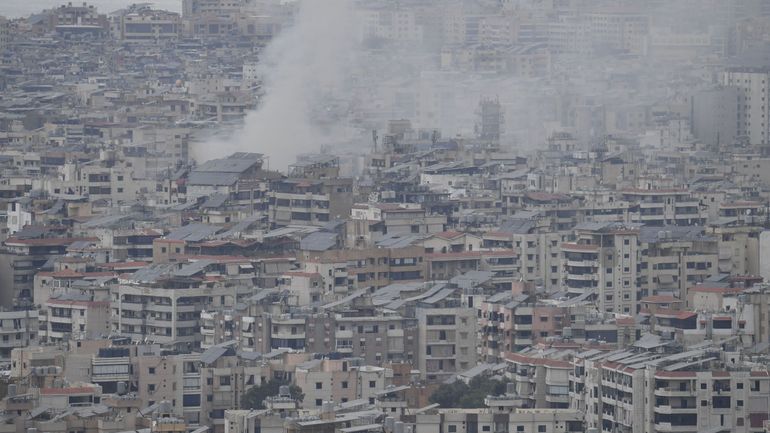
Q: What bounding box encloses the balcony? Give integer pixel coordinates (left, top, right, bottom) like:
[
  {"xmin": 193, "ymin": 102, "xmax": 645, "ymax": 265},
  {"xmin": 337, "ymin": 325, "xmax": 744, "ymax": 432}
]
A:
[
  {"xmin": 653, "ymin": 422, "xmax": 696, "ymax": 432},
  {"xmin": 566, "ymin": 273, "xmax": 598, "ymax": 281},
  {"xmin": 566, "ymin": 259, "xmax": 598, "ymax": 268},
  {"xmin": 272, "ymin": 332, "xmax": 305, "ymax": 340},
  {"xmin": 654, "ymin": 405, "xmax": 697, "ymax": 414},
  {"xmin": 653, "ymin": 388, "xmax": 692, "ymax": 397}
]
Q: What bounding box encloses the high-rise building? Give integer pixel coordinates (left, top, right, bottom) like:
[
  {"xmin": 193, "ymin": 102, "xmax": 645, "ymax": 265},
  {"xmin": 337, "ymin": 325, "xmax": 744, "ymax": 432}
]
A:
[{"xmin": 723, "ymin": 67, "xmax": 770, "ymax": 150}]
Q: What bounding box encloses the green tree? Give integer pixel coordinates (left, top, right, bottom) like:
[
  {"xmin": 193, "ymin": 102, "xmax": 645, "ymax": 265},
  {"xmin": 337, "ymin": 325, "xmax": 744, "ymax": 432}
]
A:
[
  {"xmin": 241, "ymin": 379, "xmax": 304, "ymax": 409},
  {"xmin": 429, "ymin": 376, "xmax": 510, "ymax": 408}
]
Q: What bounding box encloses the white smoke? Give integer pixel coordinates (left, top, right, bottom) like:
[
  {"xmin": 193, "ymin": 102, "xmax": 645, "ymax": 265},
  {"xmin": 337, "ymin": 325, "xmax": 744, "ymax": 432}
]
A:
[{"xmin": 196, "ymin": 0, "xmax": 357, "ymax": 171}]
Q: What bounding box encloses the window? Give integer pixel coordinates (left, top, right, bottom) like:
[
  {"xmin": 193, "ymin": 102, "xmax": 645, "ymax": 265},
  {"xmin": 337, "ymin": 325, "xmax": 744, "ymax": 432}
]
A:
[
  {"xmin": 737, "ymin": 418, "xmax": 744, "ymax": 427},
  {"xmin": 737, "ymin": 399, "xmax": 743, "ymax": 407},
  {"xmin": 369, "ymin": 381, "xmax": 376, "ymax": 388},
  {"xmin": 315, "ymin": 399, "xmax": 323, "ymax": 406},
  {"xmin": 701, "ymin": 400, "xmax": 707, "ymax": 407},
  {"xmin": 149, "ymin": 367, "xmax": 156, "ymax": 374},
  {"xmin": 316, "ymin": 382, "xmax": 322, "ymax": 390},
  {"xmin": 700, "ymin": 383, "xmax": 707, "ymax": 390},
  {"xmin": 482, "ymin": 427, "xmax": 490, "ymax": 432},
  {"xmin": 737, "ymin": 383, "xmax": 743, "ymax": 389},
  {"xmin": 516, "ymin": 427, "xmax": 524, "ymax": 433},
  {"xmin": 147, "ymin": 384, "xmax": 155, "ymax": 392},
  {"xmin": 448, "ymin": 426, "xmax": 457, "ymax": 433},
  {"xmin": 538, "ymin": 426, "xmax": 547, "ymax": 433},
  {"xmin": 342, "ymin": 381, "xmax": 348, "ymax": 389}
]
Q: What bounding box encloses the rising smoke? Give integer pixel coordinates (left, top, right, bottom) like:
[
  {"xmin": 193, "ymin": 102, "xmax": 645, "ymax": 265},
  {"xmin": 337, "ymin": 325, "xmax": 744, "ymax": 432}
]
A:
[{"xmin": 196, "ymin": 0, "xmax": 358, "ymax": 171}]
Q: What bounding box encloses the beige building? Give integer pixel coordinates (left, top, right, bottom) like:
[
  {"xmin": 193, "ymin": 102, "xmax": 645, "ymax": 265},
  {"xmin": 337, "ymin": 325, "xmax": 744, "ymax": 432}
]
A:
[
  {"xmin": 416, "ymin": 306, "xmax": 477, "ymax": 382},
  {"xmin": 294, "ymin": 358, "xmax": 389, "ymax": 408}
]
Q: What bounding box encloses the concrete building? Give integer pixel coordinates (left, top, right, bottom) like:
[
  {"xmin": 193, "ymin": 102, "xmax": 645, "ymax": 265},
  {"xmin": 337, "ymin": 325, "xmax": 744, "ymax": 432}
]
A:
[
  {"xmin": 416, "ymin": 306, "xmax": 477, "ymax": 382},
  {"xmin": 723, "ymin": 67, "xmax": 770, "ymax": 149}
]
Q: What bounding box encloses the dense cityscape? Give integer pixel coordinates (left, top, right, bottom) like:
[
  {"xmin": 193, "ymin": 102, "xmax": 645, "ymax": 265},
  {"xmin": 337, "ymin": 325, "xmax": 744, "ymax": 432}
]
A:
[{"xmin": 1, "ymin": 0, "xmax": 770, "ymax": 433}]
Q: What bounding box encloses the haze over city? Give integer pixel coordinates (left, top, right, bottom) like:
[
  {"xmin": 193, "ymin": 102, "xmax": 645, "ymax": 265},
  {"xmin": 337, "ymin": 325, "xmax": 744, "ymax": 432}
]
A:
[{"xmin": 0, "ymin": 1, "xmax": 770, "ymax": 433}]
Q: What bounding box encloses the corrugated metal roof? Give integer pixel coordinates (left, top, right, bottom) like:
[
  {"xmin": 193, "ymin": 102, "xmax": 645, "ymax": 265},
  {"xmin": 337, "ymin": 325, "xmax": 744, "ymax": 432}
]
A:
[
  {"xmin": 187, "ymin": 171, "xmax": 240, "ymax": 186},
  {"xmin": 300, "ymin": 232, "xmax": 337, "ymax": 251},
  {"xmin": 166, "ymin": 223, "xmax": 219, "ymax": 242},
  {"xmin": 174, "ymin": 259, "xmax": 213, "ymax": 277}
]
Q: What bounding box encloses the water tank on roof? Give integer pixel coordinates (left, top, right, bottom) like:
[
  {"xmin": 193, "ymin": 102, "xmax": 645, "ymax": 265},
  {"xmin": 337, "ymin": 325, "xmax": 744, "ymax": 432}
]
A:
[
  {"xmin": 278, "ymin": 385, "xmax": 290, "ymax": 397},
  {"xmin": 385, "ymin": 417, "xmax": 395, "ymax": 432},
  {"xmin": 321, "ymin": 401, "xmax": 335, "ymax": 413}
]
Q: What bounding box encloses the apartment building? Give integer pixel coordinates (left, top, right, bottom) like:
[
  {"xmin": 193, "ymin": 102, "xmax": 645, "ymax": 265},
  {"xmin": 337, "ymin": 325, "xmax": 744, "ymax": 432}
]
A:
[
  {"xmin": 638, "ymin": 226, "xmax": 718, "ymax": 300},
  {"xmin": 484, "ymin": 215, "xmax": 565, "ymax": 292},
  {"xmin": 505, "ymin": 351, "xmax": 572, "ymax": 409},
  {"xmin": 334, "ymin": 314, "xmax": 417, "ymax": 365},
  {"xmin": 294, "ymin": 358, "xmax": 389, "ymax": 408},
  {"xmin": 582, "ymin": 9, "xmax": 649, "ymax": 56},
  {"xmin": 186, "ymin": 152, "xmax": 269, "ymax": 204},
  {"xmin": 571, "ymin": 343, "xmax": 770, "ymax": 433},
  {"xmin": 269, "ymin": 178, "xmax": 354, "ymax": 227},
  {"xmin": 0, "ymin": 310, "xmax": 38, "ymax": 364},
  {"xmin": 302, "ymin": 246, "xmax": 427, "ymax": 293},
  {"xmin": 117, "ymin": 8, "xmax": 181, "ymax": 43},
  {"xmin": 0, "ymin": 236, "xmax": 96, "ymax": 307},
  {"xmin": 562, "ymin": 222, "xmax": 640, "ymax": 314},
  {"xmin": 416, "ymin": 306, "xmax": 477, "ymax": 382},
  {"xmin": 39, "ymin": 293, "xmax": 110, "ymax": 342},
  {"xmin": 110, "ymin": 264, "xmax": 236, "ymax": 350},
  {"xmin": 347, "ymin": 203, "xmax": 446, "ymax": 248},
  {"xmin": 723, "ymin": 67, "xmax": 770, "ymax": 148},
  {"xmin": 414, "ymin": 407, "xmax": 584, "ymax": 433},
  {"xmin": 620, "ymin": 189, "xmax": 706, "ymax": 227}
]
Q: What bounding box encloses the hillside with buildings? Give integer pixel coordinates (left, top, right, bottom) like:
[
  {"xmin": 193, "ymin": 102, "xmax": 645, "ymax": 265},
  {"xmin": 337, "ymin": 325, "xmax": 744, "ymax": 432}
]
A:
[{"xmin": 1, "ymin": 1, "xmax": 770, "ymax": 433}]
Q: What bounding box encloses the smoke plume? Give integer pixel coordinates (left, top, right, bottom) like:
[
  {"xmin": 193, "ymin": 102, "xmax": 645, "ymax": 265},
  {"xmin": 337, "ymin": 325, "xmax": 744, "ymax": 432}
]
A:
[{"xmin": 196, "ymin": 0, "xmax": 357, "ymax": 171}]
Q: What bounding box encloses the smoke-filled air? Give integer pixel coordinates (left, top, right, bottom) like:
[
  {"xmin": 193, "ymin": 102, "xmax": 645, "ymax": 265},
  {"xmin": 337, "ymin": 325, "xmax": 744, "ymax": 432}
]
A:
[{"xmin": 196, "ymin": 0, "xmax": 357, "ymax": 170}]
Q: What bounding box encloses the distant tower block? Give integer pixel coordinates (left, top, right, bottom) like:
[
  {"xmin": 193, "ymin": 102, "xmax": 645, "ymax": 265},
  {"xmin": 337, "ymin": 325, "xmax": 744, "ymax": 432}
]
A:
[{"xmin": 477, "ymin": 98, "xmax": 504, "ymax": 142}]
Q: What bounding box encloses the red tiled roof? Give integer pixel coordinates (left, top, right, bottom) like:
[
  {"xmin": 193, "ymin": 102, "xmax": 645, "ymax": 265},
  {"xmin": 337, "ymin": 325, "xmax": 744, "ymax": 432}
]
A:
[{"xmin": 432, "ymin": 230, "xmax": 465, "ymax": 240}]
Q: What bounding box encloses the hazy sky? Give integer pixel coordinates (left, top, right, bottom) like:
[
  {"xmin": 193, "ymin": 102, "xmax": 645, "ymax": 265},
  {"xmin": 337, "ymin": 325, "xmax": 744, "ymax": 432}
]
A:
[{"xmin": 1, "ymin": 0, "xmax": 182, "ymax": 17}]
